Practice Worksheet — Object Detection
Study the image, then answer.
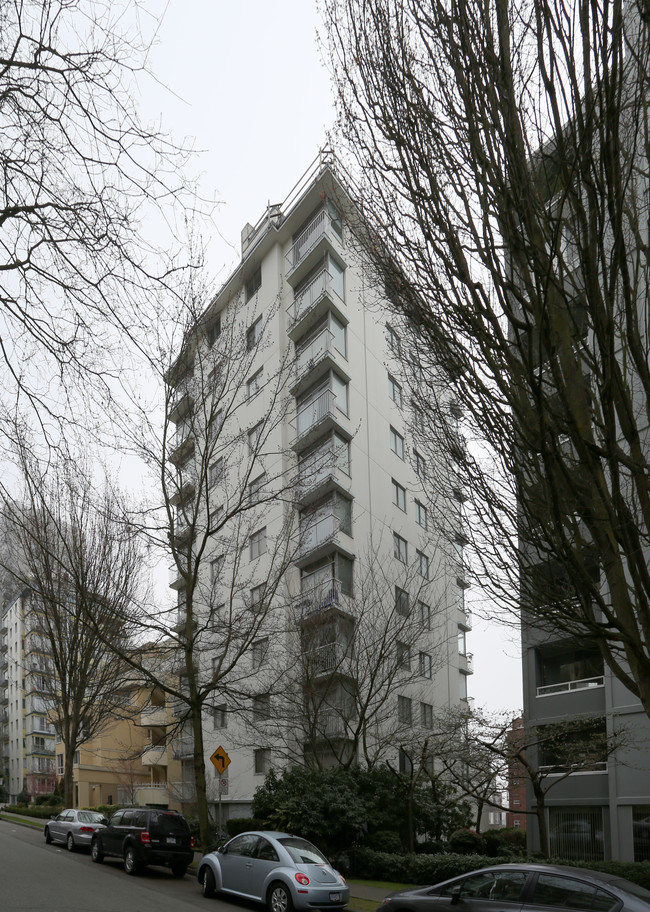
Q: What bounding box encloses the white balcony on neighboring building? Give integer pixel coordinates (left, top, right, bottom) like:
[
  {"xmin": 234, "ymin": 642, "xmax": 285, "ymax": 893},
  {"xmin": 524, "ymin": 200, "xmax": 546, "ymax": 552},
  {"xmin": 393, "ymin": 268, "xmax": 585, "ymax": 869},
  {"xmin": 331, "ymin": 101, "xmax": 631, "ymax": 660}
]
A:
[
  {"xmin": 142, "ymin": 743, "xmax": 168, "ymax": 767},
  {"xmin": 285, "ymin": 208, "xmax": 345, "ymax": 287},
  {"xmin": 133, "ymin": 784, "xmax": 169, "ymax": 805},
  {"xmin": 140, "ymin": 706, "xmax": 168, "ymax": 728}
]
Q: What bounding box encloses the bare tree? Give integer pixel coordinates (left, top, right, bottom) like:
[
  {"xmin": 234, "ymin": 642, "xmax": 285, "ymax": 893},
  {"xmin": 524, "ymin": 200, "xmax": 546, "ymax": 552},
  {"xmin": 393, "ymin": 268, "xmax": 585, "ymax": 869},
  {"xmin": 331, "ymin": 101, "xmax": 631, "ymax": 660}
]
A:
[
  {"xmin": 107, "ymin": 271, "xmax": 301, "ymax": 848},
  {"xmin": 0, "ymin": 0, "xmax": 192, "ymax": 433},
  {"xmin": 433, "ymin": 709, "xmax": 626, "ymax": 857},
  {"xmin": 323, "ymin": 0, "xmax": 650, "ymax": 714},
  {"xmin": 1, "ymin": 445, "xmax": 143, "ymax": 807}
]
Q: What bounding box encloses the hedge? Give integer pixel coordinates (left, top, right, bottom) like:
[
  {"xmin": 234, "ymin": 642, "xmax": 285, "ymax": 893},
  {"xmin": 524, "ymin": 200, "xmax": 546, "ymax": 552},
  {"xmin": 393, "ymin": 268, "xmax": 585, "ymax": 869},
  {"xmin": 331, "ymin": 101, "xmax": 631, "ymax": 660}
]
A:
[
  {"xmin": 352, "ymin": 849, "xmax": 650, "ymax": 890},
  {"xmin": 3, "ymin": 804, "xmax": 64, "ymax": 820}
]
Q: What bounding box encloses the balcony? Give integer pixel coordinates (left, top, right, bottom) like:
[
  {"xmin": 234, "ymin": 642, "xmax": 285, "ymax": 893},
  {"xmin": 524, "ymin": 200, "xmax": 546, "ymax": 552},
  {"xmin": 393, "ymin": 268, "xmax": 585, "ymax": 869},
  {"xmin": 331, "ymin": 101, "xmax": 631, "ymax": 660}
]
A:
[
  {"xmin": 140, "ymin": 706, "xmax": 168, "ymax": 727},
  {"xmin": 133, "ymin": 784, "xmax": 169, "ymax": 806},
  {"xmin": 294, "ymin": 579, "xmax": 355, "ymax": 621},
  {"xmin": 168, "ymin": 562, "xmax": 187, "ymax": 591},
  {"xmin": 287, "ymin": 268, "xmax": 347, "ymax": 342},
  {"xmin": 298, "ymin": 512, "xmax": 354, "ymax": 565},
  {"xmin": 169, "ymin": 381, "xmax": 194, "ymax": 424},
  {"xmin": 296, "ymin": 461, "xmax": 352, "ymax": 509},
  {"xmin": 459, "ymin": 608, "xmax": 473, "ymax": 630},
  {"xmin": 285, "ymin": 208, "xmax": 345, "ymax": 288},
  {"xmin": 169, "ymin": 473, "xmax": 196, "ymax": 508},
  {"xmin": 459, "ymin": 652, "xmax": 474, "ymax": 674},
  {"xmin": 292, "ymin": 390, "xmax": 352, "ymax": 452},
  {"xmin": 304, "ymin": 641, "xmax": 354, "ymax": 678},
  {"xmin": 26, "ymin": 757, "xmax": 55, "ymax": 774},
  {"xmin": 142, "ymin": 743, "xmax": 168, "ymax": 767},
  {"xmin": 171, "ymin": 781, "xmax": 196, "ymax": 802},
  {"xmin": 291, "ymin": 329, "xmax": 351, "ymax": 399},
  {"xmin": 168, "ymin": 429, "xmax": 194, "ymax": 467},
  {"xmin": 172, "ymin": 737, "xmax": 194, "ymax": 759},
  {"xmin": 537, "ymin": 675, "xmax": 604, "ymax": 697}
]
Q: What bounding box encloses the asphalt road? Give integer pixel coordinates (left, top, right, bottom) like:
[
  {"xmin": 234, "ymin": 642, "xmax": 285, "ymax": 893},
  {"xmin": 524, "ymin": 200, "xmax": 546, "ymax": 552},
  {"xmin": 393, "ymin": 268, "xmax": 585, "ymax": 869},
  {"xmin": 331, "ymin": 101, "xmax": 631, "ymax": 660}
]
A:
[{"xmin": 0, "ymin": 818, "xmax": 241, "ymax": 912}]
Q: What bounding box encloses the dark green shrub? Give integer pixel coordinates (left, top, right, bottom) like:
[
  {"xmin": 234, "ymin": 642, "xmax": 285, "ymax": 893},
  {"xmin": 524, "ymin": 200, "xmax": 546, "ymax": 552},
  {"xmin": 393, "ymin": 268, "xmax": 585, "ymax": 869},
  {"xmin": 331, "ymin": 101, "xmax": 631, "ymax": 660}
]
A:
[
  {"xmin": 353, "ymin": 848, "xmax": 517, "ymax": 883},
  {"xmin": 447, "ymin": 829, "xmax": 486, "ymax": 855},
  {"xmin": 3, "ymin": 804, "xmax": 62, "ymax": 819},
  {"xmin": 226, "ymin": 817, "xmax": 267, "ymax": 837},
  {"xmin": 34, "ymin": 793, "xmax": 60, "ymax": 806}
]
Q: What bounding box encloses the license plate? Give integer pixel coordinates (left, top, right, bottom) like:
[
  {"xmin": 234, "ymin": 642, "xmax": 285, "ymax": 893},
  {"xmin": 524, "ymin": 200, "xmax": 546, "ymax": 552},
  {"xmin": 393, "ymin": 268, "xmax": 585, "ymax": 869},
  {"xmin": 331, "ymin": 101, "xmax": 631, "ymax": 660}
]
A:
[
  {"xmin": 330, "ymin": 894, "xmax": 341, "ymax": 902},
  {"xmin": 167, "ymin": 836, "xmax": 176, "ymax": 844}
]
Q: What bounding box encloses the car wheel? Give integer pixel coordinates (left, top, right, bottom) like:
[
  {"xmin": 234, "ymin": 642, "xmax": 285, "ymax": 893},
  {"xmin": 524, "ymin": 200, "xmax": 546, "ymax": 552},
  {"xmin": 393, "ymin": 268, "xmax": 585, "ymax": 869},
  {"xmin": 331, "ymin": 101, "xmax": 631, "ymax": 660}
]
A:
[
  {"xmin": 44, "ymin": 827, "xmax": 52, "ymax": 845},
  {"xmin": 66, "ymin": 833, "xmax": 75, "ymax": 852},
  {"xmin": 171, "ymin": 862, "xmax": 188, "ymax": 878},
  {"xmin": 91, "ymin": 837, "xmax": 104, "ymax": 863},
  {"xmin": 202, "ymin": 867, "xmax": 216, "ymax": 898},
  {"xmin": 124, "ymin": 845, "xmax": 142, "ymax": 875},
  {"xmin": 268, "ymin": 882, "xmax": 293, "ymax": 912}
]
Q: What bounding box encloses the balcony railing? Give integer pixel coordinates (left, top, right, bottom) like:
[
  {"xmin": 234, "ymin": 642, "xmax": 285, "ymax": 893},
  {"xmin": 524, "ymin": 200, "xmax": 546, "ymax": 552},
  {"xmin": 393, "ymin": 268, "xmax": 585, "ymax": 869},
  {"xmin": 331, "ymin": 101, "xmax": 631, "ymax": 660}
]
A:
[
  {"xmin": 172, "ymin": 737, "xmax": 194, "ymax": 759},
  {"xmin": 305, "ymin": 641, "xmax": 351, "ymax": 675},
  {"xmin": 294, "ymin": 578, "xmax": 354, "ymax": 619},
  {"xmin": 296, "ymin": 389, "xmax": 337, "ymax": 439},
  {"xmin": 142, "ymin": 743, "xmax": 168, "ymax": 766},
  {"xmin": 295, "ymin": 328, "xmax": 335, "ymax": 378},
  {"xmin": 537, "ymin": 675, "xmax": 604, "ymax": 697},
  {"xmin": 286, "ymin": 209, "xmax": 341, "ymax": 278},
  {"xmin": 289, "ymin": 268, "xmax": 343, "ymax": 329},
  {"xmin": 140, "ymin": 706, "xmax": 168, "ymax": 727},
  {"xmin": 299, "ymin": 512, "xmax": 350, "ymax": 557}
]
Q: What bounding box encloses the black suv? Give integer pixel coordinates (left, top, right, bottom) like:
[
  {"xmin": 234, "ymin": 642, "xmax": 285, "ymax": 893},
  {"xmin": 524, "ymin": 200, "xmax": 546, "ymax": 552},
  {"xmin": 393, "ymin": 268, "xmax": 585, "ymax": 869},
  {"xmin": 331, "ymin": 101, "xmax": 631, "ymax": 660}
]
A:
[{"xmin": 90, "ymin": 808, "xmax": 194, "ymax": 877}]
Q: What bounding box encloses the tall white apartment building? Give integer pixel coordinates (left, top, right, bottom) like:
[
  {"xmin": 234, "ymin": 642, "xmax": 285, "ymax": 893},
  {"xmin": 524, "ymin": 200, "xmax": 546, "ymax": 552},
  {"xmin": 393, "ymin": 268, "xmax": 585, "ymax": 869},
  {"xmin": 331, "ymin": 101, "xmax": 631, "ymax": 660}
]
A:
[
  {"xmin": 0, "ymin": 589, "xmax": 57, "ymax": 802},
  {"xmin": 168, "ymin": 156, "xmax": 472, "ymax": 819}
]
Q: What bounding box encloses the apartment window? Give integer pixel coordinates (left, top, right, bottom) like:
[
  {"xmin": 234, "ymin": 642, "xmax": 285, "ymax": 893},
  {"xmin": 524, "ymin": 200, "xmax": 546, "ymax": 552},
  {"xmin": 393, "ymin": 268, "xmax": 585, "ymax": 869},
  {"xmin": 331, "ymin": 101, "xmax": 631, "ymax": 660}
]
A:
[
  {"xmin": 390, "ymin": 426, "xmax": 405, "ymax": 459},
  {"xmin": 212, "ymin": 409, "xmax": 224, "ymax": 435},
  {"xmin": 213, "ymin": 704, "xmax": 227, "ymax": 729},
  {"xmin": 254, "ymin": 747, "xmax": 270, "ymax": 775},
  {"xmin": 206, "ymin": 315, "xmax": 221, "ymax": 347},
  {"xmin": 250, "ymin": 527, "xmax": 267, "ymax": 560},
  {"xmin": 459, "ymin": 671, "xmax": 468, "ymax": 701},
  {"xmin": 253, "ymin": 693, "xmax": 271, "ymax": 721},
  {"xmin": 395, "ymin": 586, "xmax": 410, "ymax": 616},
  {"xmin": 414, "ymin": 450, "xmax": 426, "ymax": 479},
  {"xmin": 397, "ymin": 641, "xmax": 411, "ymax": 669},
  {"xmin": 248, "ymin": 473, "xmax": 265, "ymax": 504},
  {"xmin": 392, "ymin": 479, "xmax": 406, "ymax": 512},
  {"xmin": 399, "ymin": 748, "xmax": 413, "ymax": 774},
  {"xmin": 332, "ymin": 372, "xmax": 349, "ymax": 415},
  {"xmin": 73, "ymin": 751, "xmax": 80, "ymax": 766},
  {"xmin": 458, "ymin": 627, "xmax": 467, "ymax": 655},
  {"xmin": 386, "ymin": 324, "xmax": 401, "ymax": 357},
  {"xmin": 415, "ymin": 500, "xmax": 428, "ymax": 529},
  {"xmin": 397, "ymin": 695, "xmax": 412, "ymax": 725},
  {"xmin": 388, "ymin": 374, "xmax": 403, "ymax": 407},
  {"xmin": 420, "ymin": 702, "xmax": 434, "ymax": 728},
  {"xmin": 419, "ymin": 601, "xmax": 431, "ymax": 629},
  {"xmin": 252, "ymin": 638, "xmax": 269, "ymax": 669},
  {"xmin": 420, "ymin": 652, "xmax": 433, "ymax": 678},
  {"xmin": 209, "ymin": 458, "xmax": 224, "ymax": 488},
  {"xmin": 248, "ymin": 368, "xmax": 263, "ymax": 399},
  {"xmin": 248, "ymin": 420, "xmax": 263, "ymax": 453},
  {"xmin": 393, "ymin": 532, "xmax": 408, "ymax": 563},
  {"xmin": 247, "ymin": 316, "xmax": 263, "ymax": 350},
  {"xmin": 209, "ymin": 505, "xmax": 224, "ymax": 532},
  {"xmin": 57, "ymin": 754, "xmax": 63, "ymax": 775},
  {"xmin": 250, "ymin": 583, "xmax": 265, "ymax": 610},
  {"xmin": 245, "ymin": 266, "xmax": 262, "ymax": 302},
  {"xmin": 211, "ymin": 555, "xmax": 224, "ymax": 585},
  {"xmin": 417, "ymin": 550, "xmax": 430, "ymax": 579}
]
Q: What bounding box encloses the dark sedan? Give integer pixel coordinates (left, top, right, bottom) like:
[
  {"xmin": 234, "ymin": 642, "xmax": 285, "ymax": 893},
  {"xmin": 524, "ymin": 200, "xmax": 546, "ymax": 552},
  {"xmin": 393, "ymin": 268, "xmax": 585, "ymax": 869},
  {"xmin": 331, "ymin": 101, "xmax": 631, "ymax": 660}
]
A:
[{"xmin": 377, "ymin": 863, "xmax": 650, "ymax": 912}]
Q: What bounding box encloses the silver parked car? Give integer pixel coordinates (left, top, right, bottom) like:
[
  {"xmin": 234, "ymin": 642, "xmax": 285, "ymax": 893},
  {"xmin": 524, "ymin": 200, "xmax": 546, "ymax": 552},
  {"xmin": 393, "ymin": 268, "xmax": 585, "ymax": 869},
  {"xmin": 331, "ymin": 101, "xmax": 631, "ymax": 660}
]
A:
[
  {"xmin": 44, "ymin": 808, "xmax": 107, "ymax": 851},
  {"xmin": 377, "ymin": 863, "xmax": 650, "ymax": 912},
  {"xmin": 197, "ymin": 830, "xmax": 349, "ymax": 912}
]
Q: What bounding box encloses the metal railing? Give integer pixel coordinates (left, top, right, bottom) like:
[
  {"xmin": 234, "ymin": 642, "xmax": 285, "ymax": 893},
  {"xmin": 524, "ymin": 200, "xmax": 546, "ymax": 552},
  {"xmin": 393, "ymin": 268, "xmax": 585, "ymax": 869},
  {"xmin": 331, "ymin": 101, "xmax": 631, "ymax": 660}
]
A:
[
  {"xmin": 295, "ymin": 328, "xmax": 335, "ymax": 379},
  {"xmin": 299, "ymin": 512, "xmax": 347, "ymax": 555},
  {"xmin": 295, "ymin": 389, "xmax": 337, "ymax": 439},
  {"xmin": 286, "ymin": 208, "xmax": 340, "ymax": 275},
  {"xmin": 537, "ymin": 675, "xmax": 604, "ymax": 697},
  {"xmin": 294, "ymin": 578, "xmax": 353, "ymax": 618},
  {"xmin": 289, "ymin": 268, "xmax": 340, "ymax": 327}
]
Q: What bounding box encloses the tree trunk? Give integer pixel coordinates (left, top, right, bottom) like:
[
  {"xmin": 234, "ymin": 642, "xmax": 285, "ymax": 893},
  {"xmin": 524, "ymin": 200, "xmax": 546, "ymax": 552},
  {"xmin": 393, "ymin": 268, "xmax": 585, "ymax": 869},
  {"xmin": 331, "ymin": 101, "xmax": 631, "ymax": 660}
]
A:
[{"xmin": 191, "ymin": 702, "xmax": 210, "ymax": 849}]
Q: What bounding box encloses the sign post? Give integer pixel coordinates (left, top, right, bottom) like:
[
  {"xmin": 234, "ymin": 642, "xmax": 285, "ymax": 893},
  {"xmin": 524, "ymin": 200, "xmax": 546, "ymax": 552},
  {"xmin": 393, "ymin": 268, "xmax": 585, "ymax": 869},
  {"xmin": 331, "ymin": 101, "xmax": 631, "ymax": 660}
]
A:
[{"xmin": 210, "ymin": 747, "xmax": 231, "ymax": 838}]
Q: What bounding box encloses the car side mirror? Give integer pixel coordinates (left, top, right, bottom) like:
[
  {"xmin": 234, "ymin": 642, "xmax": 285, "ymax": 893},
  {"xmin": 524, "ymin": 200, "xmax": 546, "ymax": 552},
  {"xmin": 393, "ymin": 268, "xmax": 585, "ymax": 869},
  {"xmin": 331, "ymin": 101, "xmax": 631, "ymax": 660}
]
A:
[
  {"xmin": 450, "ymin": 886, "xmax": 462, "ymax": 906},
  {"xmin": 50, "ymin": 814, "xmax": 58, "ymax": 820}
]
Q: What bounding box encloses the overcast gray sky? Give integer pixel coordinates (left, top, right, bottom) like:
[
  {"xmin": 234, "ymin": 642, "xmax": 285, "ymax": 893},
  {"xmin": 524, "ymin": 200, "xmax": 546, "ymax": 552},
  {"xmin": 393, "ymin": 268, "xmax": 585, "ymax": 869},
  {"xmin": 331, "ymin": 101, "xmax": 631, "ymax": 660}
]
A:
[{"xmin": 140, "ymin": 0, "xmax": 523, "ymax": 715}]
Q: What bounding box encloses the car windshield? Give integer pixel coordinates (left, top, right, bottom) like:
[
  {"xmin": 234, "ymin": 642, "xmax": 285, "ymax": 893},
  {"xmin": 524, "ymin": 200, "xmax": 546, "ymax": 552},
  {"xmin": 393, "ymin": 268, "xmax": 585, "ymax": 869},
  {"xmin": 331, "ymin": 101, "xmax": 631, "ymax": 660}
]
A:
[
  {"xmin": 78, "ymin": 811, "xmax": 104, "ymax": 824},
  {"xmin": 278, "ymin": 837, "xmax": 329, "ymax": 865}
]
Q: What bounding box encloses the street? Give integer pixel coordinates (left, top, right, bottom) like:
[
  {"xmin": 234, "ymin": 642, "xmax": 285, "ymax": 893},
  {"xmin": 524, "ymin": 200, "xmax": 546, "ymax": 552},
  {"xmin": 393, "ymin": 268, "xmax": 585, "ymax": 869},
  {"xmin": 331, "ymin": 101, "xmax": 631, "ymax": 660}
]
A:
[{"xmin": 0, "ymin": 820, "xmax": 243, "ymax": 912}]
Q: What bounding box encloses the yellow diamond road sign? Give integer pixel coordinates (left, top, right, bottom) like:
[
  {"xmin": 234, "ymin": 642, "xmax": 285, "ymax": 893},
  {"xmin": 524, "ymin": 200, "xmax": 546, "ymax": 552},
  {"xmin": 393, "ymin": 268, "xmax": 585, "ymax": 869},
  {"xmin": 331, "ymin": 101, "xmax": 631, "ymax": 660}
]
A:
[{"xmin": 210, "ymin": 746, "xmax": 231, "ymax": 774}]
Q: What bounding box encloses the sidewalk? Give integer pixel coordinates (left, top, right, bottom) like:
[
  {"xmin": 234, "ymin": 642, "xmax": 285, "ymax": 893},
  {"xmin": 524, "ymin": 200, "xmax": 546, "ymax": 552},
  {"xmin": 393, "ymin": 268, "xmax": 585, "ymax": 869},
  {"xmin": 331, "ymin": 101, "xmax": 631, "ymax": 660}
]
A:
[{"xmin": 348, "ymin": 883, "xmax": 391, "ymax": 905}]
